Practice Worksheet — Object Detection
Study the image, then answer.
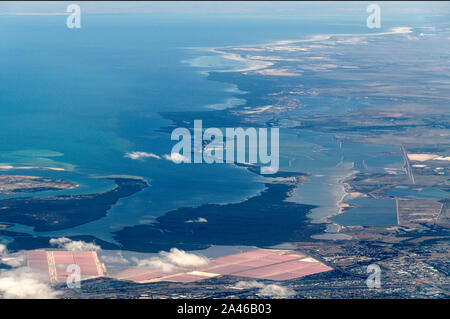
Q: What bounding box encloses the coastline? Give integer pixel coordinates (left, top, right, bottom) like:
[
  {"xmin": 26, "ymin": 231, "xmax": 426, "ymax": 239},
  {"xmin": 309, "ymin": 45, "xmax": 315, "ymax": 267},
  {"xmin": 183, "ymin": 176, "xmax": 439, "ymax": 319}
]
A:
[
  {"xmin": 0, "ymin": 177, "xmax": 148, "ymax": 233},
  {"xmin": 113, "ymin": 166, "xmax": 324, "ymax": 253},
  {"xmin": 190, "ymin": 26, "xmax": 414, "ymax": 78}
]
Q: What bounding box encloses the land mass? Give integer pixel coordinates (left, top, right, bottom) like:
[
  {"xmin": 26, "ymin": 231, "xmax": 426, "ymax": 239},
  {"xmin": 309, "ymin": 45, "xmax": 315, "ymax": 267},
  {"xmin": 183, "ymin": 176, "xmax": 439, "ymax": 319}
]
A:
[
  {"xmin": 0, "ymin": 175, "xmax": 78, "ymax": 194},
  {"xmin": 0, "ymin": 178, "xmax": 147, "ymax": 232}
]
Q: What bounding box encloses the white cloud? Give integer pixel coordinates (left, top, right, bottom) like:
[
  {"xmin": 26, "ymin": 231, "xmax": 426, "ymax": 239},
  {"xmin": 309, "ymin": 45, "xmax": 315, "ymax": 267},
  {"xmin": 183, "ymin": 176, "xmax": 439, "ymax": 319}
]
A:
[
  {"xmin": 0, "ymin": 244, "xmax": 59, "ymax": 299},
  {"xmin": 162, "ymin": 153, "xmax": 190, "ymax": 163},
  {"xmin": 234, "ymin": 281, "xmax": 296, "ymax": 298},
  {"xmin": 133, "ymin": 257, "xmax": 178, "ymax": 273},
  {"xmin": 260, "ymin": 166, "xmax": 278, "ymax": 174},
  {"xmin": 0, "ymin": 244, "xmax": 6, "ymax": 255},
  {"xmin": 0, "ymin": 253, "xmax": 25, "ymax": 268},
  {"xmin": 185, "ymin": 217, "xmax": 208, "ymax": 223},
  {"xmin": 161, "ymin": 248, "xmax": 209, "ymax": 268},
  {"xmin": 49, "ymin": 237, "xmax": 101, "ymax": 252},
  {"xmin": 258, "ymin": 284, "xmax": 296, "ymax": 298},
  {"xmin": 132, "ymin": 248, "xmax": 209, "ymax": 273},
  {"xmin": 100, "ymin": 254, "xmax": 130, "ymax": 265},
  {"xmin": 0, "ymin": 267, "xmax": 60, "ymax": 299},
  {"xmin": 0, "ymin": 244, "xmax": 26, "ymax": 268},
  {"xmin": 124, "ymin": 151, "xmax": 161, "ymax": 160}
]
